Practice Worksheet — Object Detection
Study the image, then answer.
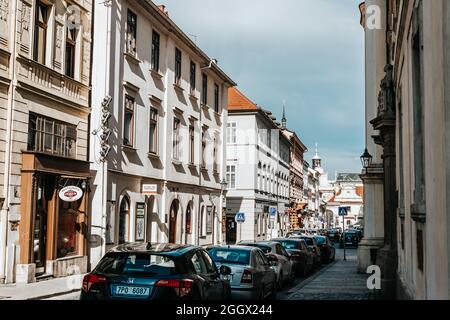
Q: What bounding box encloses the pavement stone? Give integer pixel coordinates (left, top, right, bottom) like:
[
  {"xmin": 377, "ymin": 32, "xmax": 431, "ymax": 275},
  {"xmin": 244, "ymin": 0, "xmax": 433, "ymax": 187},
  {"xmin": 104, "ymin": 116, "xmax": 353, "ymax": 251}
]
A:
[{"xmin": 285, "ymin": 249, "xmax": 376, "ymax": 300}]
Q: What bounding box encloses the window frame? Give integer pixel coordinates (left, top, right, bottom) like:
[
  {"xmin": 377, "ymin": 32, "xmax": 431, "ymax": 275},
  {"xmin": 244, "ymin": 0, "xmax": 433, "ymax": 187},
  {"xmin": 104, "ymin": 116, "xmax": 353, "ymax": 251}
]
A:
[
  {"xmin": 65, "ymin": 27, "xmax": 77, "ymax": 78},
  {"xmin": 123, "ymin": 95, "xmax": 135, "ymax": 147},
  {"xmin": 226, "ymin": 165, "xmax": 236, "ymax": 189},
  {"xmin": 190, "ymin": 61, "xmax": 196, "ymax": 93},
  {"xmin": 214, "ymin": 83, "xmax": 220, "ymax": 113},
  {"xmin": 175, "ymin": 48, "xmax": 182, "ymax": 85},
  {"xmin": 172, "ymin": 117, "xmax": 181, "ymax": 160},
  {"xmin": 227, "ymin": 122, "xmax": 237, "ymax": 144},
  {"xmin": 33, "ymin": 1, "xmax": 49, "ymax": 65},
  {"xmin": 151, "ymin": 30, "xmax": 160, "ymax": 71},
  {"xmin": 201, "ymin": 73, "xmax": 208, "ymax": 105},
  {"xmin": 189, "ymin": 125, "xmax": 195, "ymax": 164},
  {"xmin": 149, "ymin": 107, "xmax": 158, "ymax": 154},
  {"xmin": 126, "ymin": 9, "xmax": 137, "ymax": 56}
]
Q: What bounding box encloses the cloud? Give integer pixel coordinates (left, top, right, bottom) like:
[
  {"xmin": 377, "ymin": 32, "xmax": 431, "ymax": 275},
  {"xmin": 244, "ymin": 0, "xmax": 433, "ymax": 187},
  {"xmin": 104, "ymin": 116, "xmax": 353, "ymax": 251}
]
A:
[{"xmin": 160, "ymin": 0, "xmax": 365, "ymax": 174}]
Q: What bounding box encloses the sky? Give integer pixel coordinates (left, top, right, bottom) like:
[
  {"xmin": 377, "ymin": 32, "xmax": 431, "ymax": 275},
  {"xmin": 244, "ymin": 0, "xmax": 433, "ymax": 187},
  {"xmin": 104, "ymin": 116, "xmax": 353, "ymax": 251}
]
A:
[{"xmin": 161, "ymin": 0, "xmax": 365, "ymax": 177}]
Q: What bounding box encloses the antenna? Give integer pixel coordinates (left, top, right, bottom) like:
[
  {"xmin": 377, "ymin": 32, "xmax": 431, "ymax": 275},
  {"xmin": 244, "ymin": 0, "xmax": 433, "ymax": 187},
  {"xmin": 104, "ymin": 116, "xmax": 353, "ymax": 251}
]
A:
[{"xmin": 189, "ymin": 33, "xmax": 198, "ymax": 45}]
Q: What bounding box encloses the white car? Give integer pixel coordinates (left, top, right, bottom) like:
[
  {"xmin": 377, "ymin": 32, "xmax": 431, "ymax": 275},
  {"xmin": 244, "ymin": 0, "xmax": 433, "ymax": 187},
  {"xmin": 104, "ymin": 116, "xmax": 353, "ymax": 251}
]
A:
[{"xmin": 237, "ymin": 241, "xmax": 294, "ymax": 289}]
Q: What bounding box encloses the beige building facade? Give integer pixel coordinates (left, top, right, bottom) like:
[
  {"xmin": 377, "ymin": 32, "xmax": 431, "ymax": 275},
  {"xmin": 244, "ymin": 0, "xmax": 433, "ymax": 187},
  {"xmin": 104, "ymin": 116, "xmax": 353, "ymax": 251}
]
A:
[{"xmin": 0, "ymin": 0, "xmax": 93, "ymax": 283}]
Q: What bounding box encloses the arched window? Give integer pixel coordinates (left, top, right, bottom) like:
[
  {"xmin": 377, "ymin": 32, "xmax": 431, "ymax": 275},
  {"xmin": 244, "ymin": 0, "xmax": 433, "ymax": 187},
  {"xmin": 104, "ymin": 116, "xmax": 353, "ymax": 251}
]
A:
[{"xmin": 119, "ymin": 196, "xmax": 130, "ymax": 244}]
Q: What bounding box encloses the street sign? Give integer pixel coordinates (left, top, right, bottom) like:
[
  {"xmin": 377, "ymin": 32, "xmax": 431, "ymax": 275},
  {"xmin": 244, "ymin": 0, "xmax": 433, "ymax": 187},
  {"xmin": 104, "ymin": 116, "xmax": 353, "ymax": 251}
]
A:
[
  {"xmin": 235, "ymin": 212, "xmax": 245, "ymax": 223},
  {"xmin": 269, "ymin": 206, "xmax": 277, "ymax": 221},
  {"xmin": 338, "ymin": 207, "xmax": 348, "ymax": 216}
]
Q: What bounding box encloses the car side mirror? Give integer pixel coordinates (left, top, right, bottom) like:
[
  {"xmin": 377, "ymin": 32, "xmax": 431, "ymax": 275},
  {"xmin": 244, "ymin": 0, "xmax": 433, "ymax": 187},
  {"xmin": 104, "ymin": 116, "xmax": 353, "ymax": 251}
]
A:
[
  {"xmin": 219, "ymin": 265, "xmax": 232, "ymax": 276},
  {"xmin": 266, "ymin": 254, "xmax": 278, "ymax": 266}
]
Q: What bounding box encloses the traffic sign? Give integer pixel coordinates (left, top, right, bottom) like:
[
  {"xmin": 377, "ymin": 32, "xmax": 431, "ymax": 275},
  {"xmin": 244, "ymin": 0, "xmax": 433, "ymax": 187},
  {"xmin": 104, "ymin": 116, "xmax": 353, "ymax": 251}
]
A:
[
  {"xmin": 338, "ymin": 207, "xmax": 348, "ymax": 216},
  {"xmin": 269, "ymin": 206, "xmax": 277, "ymax": 221},
  {"xmin": 235, "ymin": 212, "xmax": 246, "ymax": 223}
]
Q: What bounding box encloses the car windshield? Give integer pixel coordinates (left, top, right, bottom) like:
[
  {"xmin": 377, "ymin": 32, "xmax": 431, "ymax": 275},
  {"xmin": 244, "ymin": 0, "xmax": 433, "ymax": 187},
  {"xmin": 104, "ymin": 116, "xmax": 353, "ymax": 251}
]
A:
[
  {"xmin": 315, "ymin": 237, "xmax": 326, "ymax": 245},
  {"xmin": 302, "ymin": 238, "xmax": 314, "ymax": 246},
  {"xmin": 208, "ymin": 248, "xmax": 251, "ymax": 265},
  {"xmin": 277, "ymin": 240, "xmax": 300, "ymax": 250},
  {"xmin": 95, "ymin": 253, "xmax": 177, "ymax": 276}
]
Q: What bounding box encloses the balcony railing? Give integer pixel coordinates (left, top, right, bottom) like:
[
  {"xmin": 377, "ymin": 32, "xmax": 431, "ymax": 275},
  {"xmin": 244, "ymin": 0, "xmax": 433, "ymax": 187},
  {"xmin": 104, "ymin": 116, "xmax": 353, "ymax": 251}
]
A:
[{"xmin": 17, "ymin": 56, "xmax": 89, "ymax": 108}]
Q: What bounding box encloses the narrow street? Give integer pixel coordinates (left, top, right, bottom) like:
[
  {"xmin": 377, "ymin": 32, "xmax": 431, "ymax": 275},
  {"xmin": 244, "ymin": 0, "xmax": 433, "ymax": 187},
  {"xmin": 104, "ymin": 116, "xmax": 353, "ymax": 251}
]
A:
[{"xmin": 279, "ymin": 248, "xmax": 372, "ymax": 300}]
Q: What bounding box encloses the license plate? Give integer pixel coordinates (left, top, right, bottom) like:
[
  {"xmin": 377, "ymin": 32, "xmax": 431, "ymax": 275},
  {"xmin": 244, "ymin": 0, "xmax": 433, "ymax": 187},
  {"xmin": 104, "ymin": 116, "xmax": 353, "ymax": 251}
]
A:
[
  {"xmin": 346, "ymin": 242, "xmax": 352, "ymax": 245},
  {"xmin": 112, "ymin": 285, "xmax": 150, "ymax": 297}
]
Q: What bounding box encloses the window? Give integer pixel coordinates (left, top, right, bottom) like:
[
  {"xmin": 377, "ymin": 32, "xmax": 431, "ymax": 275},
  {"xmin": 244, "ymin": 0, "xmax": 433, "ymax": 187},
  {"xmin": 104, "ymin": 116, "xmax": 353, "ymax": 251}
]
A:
[
  {"xmin": 189, "ymin": 125, "xmax": 195, "ymax": 164},
  {"xmin": 65, "ymin": 27, "xmax": 76, "ymax": 78},
  {"xmin": 206, "ymin": 206, "xmax": 213, "ymax": 234},
  {"xmin": 190, "ymin": 61, "xmax": 196, "ymax": 92},
  {"xmin": 126, "ymin": 9, "xmax": 137, "ymax": 56},
  {"xmin": 28, "ymin": 113, "xmax": 77, "ymax": 158},
  {"xmin": 201, "ymin": 129, "xmax": 207, "ymax": 168},
  {"xmin": 149, "ymin": 108, "xmax": 158, "ymax": 154},
  {"xmin": 151, "ymin": 31, "xmax": 160, "ymax": 71},
  {"xmin": 123, "ymin": 95, "xmax": 135, "ymax": 146},
  {"xmin": 227, "ymin": 122, "xmax": 237, "ymax": 143},
  {"xmin": 214, "ymin": 83, "xmax": 219, "ymax": 113},
  {"xmin": 417, "ymin": 229, "xmax": 424, "ymax": 271},
  {"xmin": 202, "ymin": 73, "xmax": 208, "ymax": 105},
  {"xmin": 33, "ymin": 1, "xmax": 48, "ymax": 64},
  {"xmin": 175, "ymin": 48, "xmax": 182, "ymax": 85},
  {"xmin": 266, "ymin": 129, "xmax": 271, "ymax": 149},
  {"xmin": 191, "ymin": 252, "xmax": 208, "ymax": 274},
  {"xmin": 213, "ymin": 135, "xmax": 218, "ymax": 172},
  {"xmin": 226, "ymin": 165, "xmax": 236, "ymax": 189},
  {"xmin": 172, "ymin": 118, "xmax": 181, "ymax": 160}
]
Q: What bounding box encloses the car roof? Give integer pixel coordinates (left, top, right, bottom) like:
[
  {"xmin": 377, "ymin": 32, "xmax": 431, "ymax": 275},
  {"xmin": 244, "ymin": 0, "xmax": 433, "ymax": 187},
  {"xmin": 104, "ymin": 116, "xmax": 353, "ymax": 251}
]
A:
[
  {"xmin": 108, "ymin": 242, "xmax": 199, "ymax": 256},
  {"xmin": 208, "ymin": 245, "xmax": 259, "ymax": 252}
]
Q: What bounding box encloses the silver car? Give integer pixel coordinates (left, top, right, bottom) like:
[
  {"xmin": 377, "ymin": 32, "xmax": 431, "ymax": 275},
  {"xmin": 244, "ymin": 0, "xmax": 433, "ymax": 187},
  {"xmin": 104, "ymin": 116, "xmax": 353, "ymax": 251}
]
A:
[
  {"xmin": 237, "ymin": 241, "xmax": 294, "ymax": 289},
  {"xmin": 207, "ymin": 245, "xmax": 277, "ymax": 300}
]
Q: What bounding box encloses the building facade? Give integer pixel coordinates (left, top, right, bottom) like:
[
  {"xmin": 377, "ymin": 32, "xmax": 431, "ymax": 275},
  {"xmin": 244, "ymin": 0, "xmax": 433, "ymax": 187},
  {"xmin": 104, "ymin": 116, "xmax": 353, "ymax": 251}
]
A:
[
  {"xmin": 225, "ymin": 87, "xmax": 290, "ymax": 243},
  {"xmin": 0, "ymin": 0, "xmax": 93, "ymax": 283},
  {"xmin": 360, "ymin": 0, "xmax": 450, "ymax": 299},
  {"xmin": 89, "ymin": 0, "xmax": 235, "ymax": 268}
]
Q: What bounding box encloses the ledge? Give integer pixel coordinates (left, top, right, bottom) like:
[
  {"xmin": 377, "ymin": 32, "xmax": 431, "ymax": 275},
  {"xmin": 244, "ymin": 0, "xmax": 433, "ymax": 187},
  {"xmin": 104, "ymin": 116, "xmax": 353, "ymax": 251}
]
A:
[
  {"xmin": 121, "ymin": 145, "xmax": 137, "ymax": 152},
  {"xmin": 201, "ymin": 103, "xmax": 209, "ymax": 110},
  {"xmin": 150, "ymin": 68, "xmax": 163, "ymax": 79},
  {"xmin": 172, "ymin": 159, "xmax": 183, "ymax": 166},
  {"xmin": 147, "ymin": 152, "xmax": 160, "ymax": 160},
  {"xmin": 189, "ymin": 92, "xmax": 199, "ymax": 101},
  {"xmin": 173, "ymin": 83, "xmax": 184, "ymax": 92},
  {"xmin": 188, "ymin": 163, "xmax": 198, "ymax": 170},
  {"xmin": 124, "ymin": 52, "xmax": 141, "ymax": 65}
]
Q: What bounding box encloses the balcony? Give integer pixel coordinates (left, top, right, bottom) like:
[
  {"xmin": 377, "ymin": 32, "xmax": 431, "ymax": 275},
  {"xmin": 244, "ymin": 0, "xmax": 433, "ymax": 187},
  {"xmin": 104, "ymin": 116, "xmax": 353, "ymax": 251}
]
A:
[{"xmin": 16, "ymin": 56, "xmax": 89, "ymax": 110}]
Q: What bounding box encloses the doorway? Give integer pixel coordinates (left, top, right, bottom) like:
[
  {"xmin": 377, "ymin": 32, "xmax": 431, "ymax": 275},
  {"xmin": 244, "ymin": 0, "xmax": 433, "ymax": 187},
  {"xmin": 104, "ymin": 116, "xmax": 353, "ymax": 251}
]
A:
[
  {"xmin": 119, "ymin": 196, "xmax": 130, "ymax": 244},
  {"xmin": 226, "ymin": 217, "xmax": 237, "ymax": 244},
  {"xmin": 169, "ymin": 200, "xmax": 179, "ymax": 243}
]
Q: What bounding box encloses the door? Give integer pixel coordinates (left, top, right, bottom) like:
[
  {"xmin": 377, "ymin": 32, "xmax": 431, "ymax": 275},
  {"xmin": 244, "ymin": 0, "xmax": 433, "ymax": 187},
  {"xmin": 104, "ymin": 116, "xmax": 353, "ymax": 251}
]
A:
[
  {"xmin": 33, "ymin": 208, "xmax": 47, "ymax": 274},
  {"xmin": 226, "ymin": 217, "xmax": 236, "ymax": 244},
  {"xmin": 168, "ymin": 200, "xmax": 179, "ymax": 243},
  {"xmin": 276, "ymin": 244, "xmax": 292, "ymax": 279},
  {"xmin": 201, "ymin": 250, "xmax": 225, "ymax": 299},
  {"xmin": 190, "ymin": 251, "xmax": 222, "ymax": 299}
]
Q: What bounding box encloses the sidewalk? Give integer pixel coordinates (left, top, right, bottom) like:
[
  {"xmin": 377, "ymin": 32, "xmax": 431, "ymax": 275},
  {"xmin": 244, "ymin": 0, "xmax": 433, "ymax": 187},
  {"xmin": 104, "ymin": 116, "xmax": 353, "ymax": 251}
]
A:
[
  {"xmin": 286, "ymin": 249, "xmax": 375, "ymax": 300},
  {"xmin": 0, "ymin": 274, "xmax": 85, "ymax": 300}
]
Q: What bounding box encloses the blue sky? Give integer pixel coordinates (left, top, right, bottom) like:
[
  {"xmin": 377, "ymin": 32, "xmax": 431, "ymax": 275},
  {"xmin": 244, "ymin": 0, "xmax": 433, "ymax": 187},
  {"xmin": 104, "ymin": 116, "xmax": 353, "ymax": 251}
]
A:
[{"xmin": 161, "ymin": 0, "xmax": 365, "ymax": 177}]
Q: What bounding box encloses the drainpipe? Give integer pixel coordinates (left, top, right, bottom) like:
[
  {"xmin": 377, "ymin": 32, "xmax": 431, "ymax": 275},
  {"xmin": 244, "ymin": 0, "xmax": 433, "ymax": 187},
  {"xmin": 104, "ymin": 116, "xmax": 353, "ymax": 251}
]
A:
[{"xmin": 1, "ymin": 0, "xmax": 18, "ymax": 284}]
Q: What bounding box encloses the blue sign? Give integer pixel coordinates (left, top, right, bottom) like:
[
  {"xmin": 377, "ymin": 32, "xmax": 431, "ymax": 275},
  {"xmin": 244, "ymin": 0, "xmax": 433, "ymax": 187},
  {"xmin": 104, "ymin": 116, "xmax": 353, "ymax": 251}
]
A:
[
  {"xmin": 338, "ymin": 207, "xmax": 348, "ymax": 216},
  {"xmin": 269, "ymin": 207, "xmax": 277, "ymax": 215},
  {"xmin": 235, "ymin": 212, "xmax": 246, "ymax": 223}
]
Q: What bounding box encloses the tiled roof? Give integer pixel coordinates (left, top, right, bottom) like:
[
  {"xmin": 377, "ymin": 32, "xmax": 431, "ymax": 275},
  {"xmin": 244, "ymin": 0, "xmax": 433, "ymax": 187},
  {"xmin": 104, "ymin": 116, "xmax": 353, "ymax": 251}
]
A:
[
  {"xmin": 336, "ymin": 173, "xmax": 362, "ymax": 182},
  {"xmin": 228, "ymin": 87, "xmax": 258, "ymax": 110},
  {"xmin": 356, "ymin": 186, "xmax": 364, "ymax": 197}
]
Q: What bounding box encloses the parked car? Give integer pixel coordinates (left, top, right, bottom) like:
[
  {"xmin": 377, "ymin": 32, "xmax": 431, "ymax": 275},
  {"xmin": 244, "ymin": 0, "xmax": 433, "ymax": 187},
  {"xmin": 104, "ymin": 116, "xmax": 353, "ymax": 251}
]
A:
[
  {"xmin": 272, "ymin": 238, "xmax": 314, "ymax": 276},
  {"xmin": 80, "ymin": 243, "xmax": 232, "ymax": 300},
  {"xmin": 286, "ymin": 229, "xmax": 306, "ymax": 237},
  {"xmin": 237, "ymin": 241, "xmax": 294, "ymax": 288},
  {"xmin": 340, "ymin": 230, "xmax": 359, "ymax": 248},
  {"xmin": 327, "ymin": 228, "xmax": 340, "ymax": 243},
  {"xmin": 314, "ymin": 236, "xmax": 336, "ymax": 263},
  {"xmin": 291, "ymin": 235, "xmax": 322, "ymax": 268},
  {"xmin": 207, "ymin": 245, "xmax": 277, "ymax": 300}
]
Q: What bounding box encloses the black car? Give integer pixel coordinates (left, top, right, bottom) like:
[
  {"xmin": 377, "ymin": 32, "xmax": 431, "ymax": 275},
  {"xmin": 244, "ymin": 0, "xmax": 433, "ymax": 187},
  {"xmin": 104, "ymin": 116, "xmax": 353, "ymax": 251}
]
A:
[
  {"xmin": 314, "ymin": 236, "xmax": 336, "ymax": 263},
  {"xmin": 80, "ymin": 243, "xmax": 232, "ymax": 300},
  {"xmin": 272, "ymin": 238, "xmax": 314, "ymax": 276},
  {"xmin": 340, "ymin": 231, "xmax": 359, "ymax": 248}
]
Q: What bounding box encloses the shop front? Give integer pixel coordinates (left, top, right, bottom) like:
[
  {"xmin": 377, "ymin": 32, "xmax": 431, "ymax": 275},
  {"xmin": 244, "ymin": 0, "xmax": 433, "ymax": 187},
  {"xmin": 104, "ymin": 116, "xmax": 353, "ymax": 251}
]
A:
[{"xmin": 17, "ymin": 152, "xmax": 90, "ymax": 283}]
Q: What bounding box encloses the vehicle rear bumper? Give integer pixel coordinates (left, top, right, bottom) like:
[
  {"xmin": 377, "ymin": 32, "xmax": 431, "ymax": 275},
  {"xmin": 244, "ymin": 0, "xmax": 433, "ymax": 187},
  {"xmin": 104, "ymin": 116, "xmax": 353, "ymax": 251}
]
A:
[{"xmin": 230, "ymin": 287, "xmax": 259, "ymax": 300}]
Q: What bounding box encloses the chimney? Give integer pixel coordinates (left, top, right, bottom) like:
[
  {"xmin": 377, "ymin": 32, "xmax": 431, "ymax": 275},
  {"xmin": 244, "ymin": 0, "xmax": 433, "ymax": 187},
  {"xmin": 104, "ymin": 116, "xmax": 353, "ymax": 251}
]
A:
[{"xmin": 157, "ymin": 5, "xmax": 169, "ymax": 16}]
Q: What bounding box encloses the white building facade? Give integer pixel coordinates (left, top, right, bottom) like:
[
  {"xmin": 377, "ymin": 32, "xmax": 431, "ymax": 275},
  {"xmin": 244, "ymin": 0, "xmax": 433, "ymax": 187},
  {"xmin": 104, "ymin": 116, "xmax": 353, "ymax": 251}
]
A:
[
  {"xmin": 89, "ymin": 0, "xmax": 235, "ymax": 268},
  {"xmin": 225, "ymin": 88, "xmax": 290, "ymax": 243}
]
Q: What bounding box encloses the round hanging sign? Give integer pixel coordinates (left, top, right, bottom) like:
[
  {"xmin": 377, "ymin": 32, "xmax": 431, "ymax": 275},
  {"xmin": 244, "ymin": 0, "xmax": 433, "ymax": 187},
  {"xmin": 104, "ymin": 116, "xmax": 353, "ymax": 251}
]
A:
[{"xmin": 59, "ymin": 186, "xmax": 83, "ymax": 202}]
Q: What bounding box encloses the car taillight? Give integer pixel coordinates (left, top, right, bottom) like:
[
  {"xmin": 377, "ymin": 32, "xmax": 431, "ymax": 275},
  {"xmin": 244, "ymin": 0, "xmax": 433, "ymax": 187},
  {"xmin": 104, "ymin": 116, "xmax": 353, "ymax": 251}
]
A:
[
  {"xmin": 241, "ymin": 269, "xmax": 253, "ymax": 284},
  {"xmin": 155, "ymin": 279, "xmax": 193, "ymax": 298},
  {"xmin": 82, "ymin": 274, "xmax": 107, "ymax": 292}
]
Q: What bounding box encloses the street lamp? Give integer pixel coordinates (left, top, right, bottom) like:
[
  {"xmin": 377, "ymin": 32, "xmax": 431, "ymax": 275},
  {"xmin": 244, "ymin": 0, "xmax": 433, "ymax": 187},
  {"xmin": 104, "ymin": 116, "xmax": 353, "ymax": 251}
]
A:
[
  {"xmin": 360, "ymin": 148, "xmax": 373, "ymax": 172},
  {"xmin": 220, "ymin": 178, "xmax": 228, "ymax": 192},
  {"xmin": 218, "ymin": 179, "xmax": 227, "ymax": 245}
]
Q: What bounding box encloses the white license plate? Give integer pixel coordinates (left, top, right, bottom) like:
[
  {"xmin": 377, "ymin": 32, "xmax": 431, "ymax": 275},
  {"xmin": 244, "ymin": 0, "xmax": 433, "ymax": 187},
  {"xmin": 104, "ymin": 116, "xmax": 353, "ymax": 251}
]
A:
[{"xmin": 112, "ymin": 285, "xmax": 150, "ymax": 296}]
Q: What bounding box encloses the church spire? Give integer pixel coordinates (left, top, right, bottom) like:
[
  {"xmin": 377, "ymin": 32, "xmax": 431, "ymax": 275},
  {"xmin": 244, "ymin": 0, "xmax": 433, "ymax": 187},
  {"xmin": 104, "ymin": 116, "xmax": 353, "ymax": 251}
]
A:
[
  {"xmin": 281, "ymin": 101, "xmax": 286, "ymax": 129},
  {"xmin": 312, "ymin": 142, "xmax": 322, "ymax": 169}
]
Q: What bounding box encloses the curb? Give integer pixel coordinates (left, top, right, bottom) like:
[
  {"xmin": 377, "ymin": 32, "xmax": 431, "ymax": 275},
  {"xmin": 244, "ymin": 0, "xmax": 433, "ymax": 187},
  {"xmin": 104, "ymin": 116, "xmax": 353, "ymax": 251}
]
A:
[{"xmin": 27, "ymin": 289, "xmax": 81, "ymax": 300}]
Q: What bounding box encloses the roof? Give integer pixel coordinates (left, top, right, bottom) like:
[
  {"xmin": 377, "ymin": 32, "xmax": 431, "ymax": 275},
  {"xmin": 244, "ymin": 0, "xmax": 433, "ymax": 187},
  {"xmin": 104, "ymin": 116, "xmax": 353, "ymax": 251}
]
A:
[
  {"xmin": 109, "ymin": 242, "xmax": 197, "ymax": 256},
  {"xmin": 228, "ymin": 87, "xmax": 258, "ymax": 110},
  {"xmin": 356, "ymin": 186, "xmax": 364, "ymax": 197},
  {"xmin": 336, "ymin": 173, "xmax": 362, "ymax": 182}
]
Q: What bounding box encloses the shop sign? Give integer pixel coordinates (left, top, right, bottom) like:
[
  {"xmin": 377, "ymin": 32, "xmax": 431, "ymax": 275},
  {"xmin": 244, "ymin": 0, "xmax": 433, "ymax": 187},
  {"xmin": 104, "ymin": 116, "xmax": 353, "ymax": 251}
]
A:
[
  {"xmin": 142, "ymin": 184, "xmax": 158, "ymax": 195},
  {"xmin": 59, "ymin": 186, "xmax": 83, "ymax": 202}
]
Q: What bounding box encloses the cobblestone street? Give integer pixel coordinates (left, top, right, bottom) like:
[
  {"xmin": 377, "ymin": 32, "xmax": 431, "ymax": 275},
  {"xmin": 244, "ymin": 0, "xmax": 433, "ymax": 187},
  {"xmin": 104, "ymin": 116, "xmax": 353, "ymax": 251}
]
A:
[{"xmin": 282, "ymin": 248, "xmax": 374, "ymax": 300}]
